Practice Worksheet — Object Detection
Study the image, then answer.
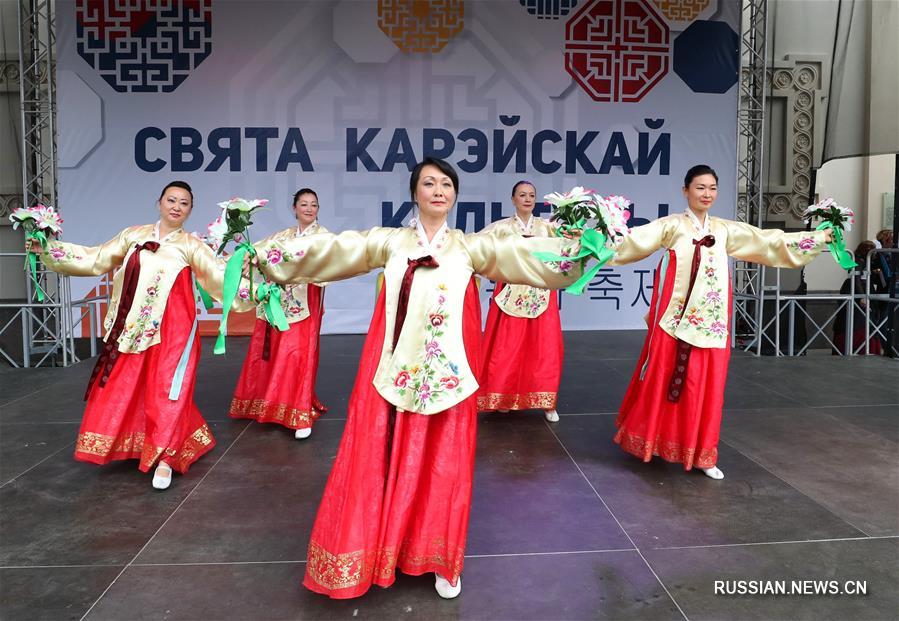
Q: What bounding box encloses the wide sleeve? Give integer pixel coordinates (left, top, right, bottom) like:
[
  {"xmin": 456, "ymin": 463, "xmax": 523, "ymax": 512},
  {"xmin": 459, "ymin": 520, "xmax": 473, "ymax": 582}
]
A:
[
  {"xmin": 724, "ymin": 221, "xmax": 829, "ymax": 268},
  {"xmin": 465, "ymin": 231, "xmax": 582, "ymax": 289},
  {"xmin": 255, "ymin": 227, "xmax": 395, "ymax": 285},
  {"xmin": 39, "ymin": 227, "xmax": 134, "ymax": 276},
  {"xmin": 608, "ymin": 217, "xmax": 677, "ymax": 266},
  {"xmin": 187, "ymin": 237, "xmax": 255, "ymax": 312}
]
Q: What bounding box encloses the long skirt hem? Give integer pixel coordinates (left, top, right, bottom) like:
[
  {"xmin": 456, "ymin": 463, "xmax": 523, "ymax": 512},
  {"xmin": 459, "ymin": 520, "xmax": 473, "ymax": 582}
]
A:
[{"xmin": 477, "ymin": 391, "xmax": 557, "ymax": 411}]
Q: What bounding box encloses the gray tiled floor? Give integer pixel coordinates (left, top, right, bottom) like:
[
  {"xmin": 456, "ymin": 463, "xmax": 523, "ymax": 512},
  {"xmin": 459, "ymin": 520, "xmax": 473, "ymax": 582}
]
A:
[{"xmin": 1, "ymin": 331, "xmax": 896, "ymax": 620}]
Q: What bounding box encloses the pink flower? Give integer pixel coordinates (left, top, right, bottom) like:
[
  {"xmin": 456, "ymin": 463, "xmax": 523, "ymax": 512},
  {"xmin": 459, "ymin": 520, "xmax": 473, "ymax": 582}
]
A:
[
  {"xmin": 437, "ymin": 294, "xmax": 446, "ymax": 304},
  {"xmin": 139, "ymin": 305, "xmax": 152, "ymax": 318},
  {"xmin": 146, "ymin": 287, "xmax": 157, "ymax": 297},
  {"xmin": 706, "ymin": 290, "xmax": 721, "ymax": 303},
  {"xmin": 266, "ymin": 248, "xmax": 282, "ymax": 265},
  {"xmin": 429, "ymin": 313, "xmax": 445, "ymax": 327},
  {"xmin": 687, "ymin": 314, "xmax": 704, "ymax": 326},
  {"xmin": 705, "ymin": 267, "xmax": 715, "ymax": 278},
  {"xmin": 440, "ymin": 376, "xmax": 460, "ymax": 389},
  {"xmin": 798, "ymin": 237, "xmax": 816, "ymax": 251},
  {"xmin": 237, "ymin": 287, "xmax": 250, "ymax": 300},
  {"xmin": 710, "ymin": 321, "xmax": 727, "ymax": 336},
  {"xmin": 418, "ymin": 383, "xmax": 431, "ymax": 401},
  {"xmin": 558, "ymin": 260, "xmax": 574, "ymax": 273},
  {"xmin": 49, "ymin": 247, "xmax": 65, "ymax": 259},
  {"xmin": 143, "ymin": 328, "xmax": 156, "ymax": 338},
  {"xmin": 394, "ymin": 370, "xmax": 410, "ymax": 388},
  {"xmin": 425, "ymin": 340, "xmax": 442, "ymax": 360}
]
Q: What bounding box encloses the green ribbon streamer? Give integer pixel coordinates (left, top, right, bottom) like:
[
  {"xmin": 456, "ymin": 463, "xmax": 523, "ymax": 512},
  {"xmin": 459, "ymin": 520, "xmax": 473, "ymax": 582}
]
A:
[
  {"xmin": 214, "ymin": 241, "xmax": 255, "ymax": 355},
  {"xmin": 533, "ymin": 228, "xmax": 615, "ymax": 296},
  {"xmin": 816, "ymin": 221, "xmax": 855, "ymax": 270},
  {"xmin": 554, "ymin": 217, "xmax": 587, "ymax": 239},
  {"xmin": 254, "ymin": 282, "xmax": 290, "ymax": 332},
  {"xmin": 25, "ymin": 230, "xmax": 48, "ymax": 302},
  {"xmin": 194, "ymin": 277, "xmax": 215, "ymax": 311}
]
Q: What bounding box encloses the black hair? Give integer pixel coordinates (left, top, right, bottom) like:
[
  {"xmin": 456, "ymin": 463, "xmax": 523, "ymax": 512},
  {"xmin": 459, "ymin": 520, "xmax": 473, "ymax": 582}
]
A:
[
  {"xmin": 409, "ymin": 157, "xmax": 459, "ymax": 202},
  {"xmin": 683, "ymin": 165, "xmax": 718, "ymax": 188},
  {"xmin": 159, "ymin": 180, "xmax": 193, "ymax": 203},
  {"xmin": 292, "ymin": 188, "xmax": 318, "ymax": 207},
  {"xmin": 511, "ymin": 180, "xmax": 536, "ymax": 197}
]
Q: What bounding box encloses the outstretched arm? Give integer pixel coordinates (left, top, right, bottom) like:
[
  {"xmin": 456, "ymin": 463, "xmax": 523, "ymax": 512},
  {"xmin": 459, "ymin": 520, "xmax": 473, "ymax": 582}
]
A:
[
  {"xmin": 255, "ymin": 227, "xmax": 396, "ymax": 285},
  {"xmin": 724, "ymin": 221, "xmax": 830, "ymax": 268},
  {"xmin": 36, "ymin": 227, "xmax": 135, "ymax": 276},
  {"xmin": 608, "ymin": 217, "xmax": 677, "ymax": 266},
  {"xmin": 465, "ymin": 231, "xmax": 582, "ymax": 289}
]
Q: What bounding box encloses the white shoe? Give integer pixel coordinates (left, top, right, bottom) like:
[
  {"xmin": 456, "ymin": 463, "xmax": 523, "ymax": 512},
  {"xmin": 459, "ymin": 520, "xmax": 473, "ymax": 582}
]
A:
[
  {"xmin": 700, "ymin": 466, "xmax": 724, "ymax": 480},
  {"xmin": 294, "ymin": 427, "xmax": 312, "ymax": 440},
  {"xmin": 435, "ymin": 574, "xmax": 461, "ymax": 599},
  {"xmin": 544, "ymin": 409, "xmax": 560, "ymax": 422},
  {"xmin": 152, "ymin": 462, "xmax": 173, "ymax": 490}
]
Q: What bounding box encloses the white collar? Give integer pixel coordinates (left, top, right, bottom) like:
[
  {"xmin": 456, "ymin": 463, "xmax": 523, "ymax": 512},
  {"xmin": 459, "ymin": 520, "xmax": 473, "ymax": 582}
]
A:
[
  {"xmin": 685, "ymin": 209, "xmax": 710, "ymax": 236},
  {"xmin": 415, "ymin": 218, "xmax": 449, "ymax": 253},
  {"xmin": 514, "ymin": 213, "xmax": 534, "ymax": 234},
  {"xmin": 154, "ymin": 221, "xmax": 183, "ymax": 243},
  {"xmin": 297, "ymin": 220, "xmax": 318, "ymax": 237}
]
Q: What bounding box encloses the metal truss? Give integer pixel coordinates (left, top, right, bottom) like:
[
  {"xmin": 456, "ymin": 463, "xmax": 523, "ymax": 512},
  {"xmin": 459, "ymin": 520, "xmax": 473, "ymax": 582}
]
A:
[
  {"xmin": 13, "ymin": 0, "xmax": 71, "ymax": 367},
  {"xmin": 732, "ymin": 0, "xmax": 769, "ymax": 355}
]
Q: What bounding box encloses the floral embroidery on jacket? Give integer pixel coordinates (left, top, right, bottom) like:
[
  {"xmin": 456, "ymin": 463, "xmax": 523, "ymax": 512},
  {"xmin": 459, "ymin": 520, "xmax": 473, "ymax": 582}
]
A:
[
  {"xmin": 669, "ymin": 255, "xmax": 728, "ymax": 341},
  {"xmin": 120, "ymin": 272, "xmax": 163, "ymax": 350},
  {"xmin": 787, "ymin": 235, "xmax": 820, "ymax": 255},
  {"xmin": 547, "ymin": 243, "xmax": 577, "ymax": 275},
  {"xmin": 258, "ymin": 246, "xmax": 304, "ymax": 267},
  {"xmin": 46, "ymin": 244, "xmax": 83, "ymax": 263},
  {"xmin": 497, "ymin": 284, "xmax": 549, "ymax": 318},
  {"xmin": 391, "ymin": 283, "xmax": 464, "ymax": 411}
]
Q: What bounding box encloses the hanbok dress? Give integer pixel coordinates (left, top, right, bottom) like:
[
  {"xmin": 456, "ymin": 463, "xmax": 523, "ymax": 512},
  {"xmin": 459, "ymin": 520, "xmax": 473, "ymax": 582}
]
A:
[
  {"xmin": 477, "ymin": 215, "xmax": 564, "ymax": 413},
  {"xmin": 256, "ymin": 221, "xmax": 580, "ymax": 598},
  {"xmin": 230, "ymin": 221, "xmax": 330, "ymax": 430},
  {"xmin": 40, "ymin": 223, "xmax": 252, "ymax": 473},
  {"xmin": 609, "ymin": 210, "xmax": 829, "ymax": 469}
]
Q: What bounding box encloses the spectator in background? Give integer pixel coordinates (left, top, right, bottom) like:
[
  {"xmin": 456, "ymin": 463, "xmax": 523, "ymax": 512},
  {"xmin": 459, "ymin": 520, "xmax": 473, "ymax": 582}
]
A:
[{"xmin": 832, "ymin": 240, "xmax": 883, "ymax": 355}]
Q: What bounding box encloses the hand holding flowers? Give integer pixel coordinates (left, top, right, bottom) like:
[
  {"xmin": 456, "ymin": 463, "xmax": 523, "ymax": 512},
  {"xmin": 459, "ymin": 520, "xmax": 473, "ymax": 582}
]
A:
[
  {"xmin": 802, "ymin": 198, "xmax": 854, "ymax": 269},
  {"xmin": 536, "ymin": 188, "xmax": 632, "ymax": 295},
  {"xmin": 10, "ymin": 204, "xmax": 64, "ymax": 301},
  {"xmin": 212, "ymin": 197, "xmax": 268, "ymax": 354}
]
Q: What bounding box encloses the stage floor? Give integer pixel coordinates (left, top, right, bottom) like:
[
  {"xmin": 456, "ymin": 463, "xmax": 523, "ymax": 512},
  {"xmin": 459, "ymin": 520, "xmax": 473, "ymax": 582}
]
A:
[{"xmin": 1, "ymin": 331, "xmax": 897, "ymax": 620}]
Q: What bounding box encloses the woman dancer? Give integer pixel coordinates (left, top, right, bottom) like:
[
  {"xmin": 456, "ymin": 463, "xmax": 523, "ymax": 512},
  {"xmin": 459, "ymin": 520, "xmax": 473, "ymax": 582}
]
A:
[
  {"xmin": 28, "ymin": 181, "xmax": 251, "ymax": 489},
  {"xmin": 610, "ymin": 165, "xmax": 832, "ymax": 480},
  {"xmin": 229, "ymin": 188, "xmax": 329, "ymax": 439},
  {"xmin": 478, "ymin": 181, "xmax": 564, "ymax": 422},
  {"xmin": 254, "ymin": 158, "xmax": 581, "ymax": 599}
]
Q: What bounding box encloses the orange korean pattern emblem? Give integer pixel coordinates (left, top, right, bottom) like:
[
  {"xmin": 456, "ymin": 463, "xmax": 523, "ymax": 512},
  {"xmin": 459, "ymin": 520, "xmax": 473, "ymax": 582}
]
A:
[
  {"xmin": 651, "ymin": 0, "xmax": 712, "ymax": 23},
  {"xmin": 378, "ymin": 0, "xmax": 464, "ymax": 53}
]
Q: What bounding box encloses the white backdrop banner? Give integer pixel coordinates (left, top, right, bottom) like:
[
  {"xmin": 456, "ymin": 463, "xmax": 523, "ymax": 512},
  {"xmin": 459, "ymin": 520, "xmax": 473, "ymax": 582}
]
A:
[{"xmin": 56, "ymin": 0, "xmax": 740, "ymax": 333}]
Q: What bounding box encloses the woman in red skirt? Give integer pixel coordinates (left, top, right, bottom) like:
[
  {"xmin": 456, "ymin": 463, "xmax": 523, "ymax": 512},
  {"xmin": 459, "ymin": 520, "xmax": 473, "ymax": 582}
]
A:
[
  {"xmin": 611, "ymin": 165, "xmax": 832, "ymax": 480},
  {"xmin": 255, "ymin": 158, "xmax": 581, "ymax": 599},
  {"xmin": 29, "ymin": 181, "xmax": 251, "ymax": 489},
  {"xmin": 229, "ymin": 188, "xmax": 329, "ymax": 440},
  {"xmin": 478, "ymin": 181, "xmax": 564, "ymax": 422}
]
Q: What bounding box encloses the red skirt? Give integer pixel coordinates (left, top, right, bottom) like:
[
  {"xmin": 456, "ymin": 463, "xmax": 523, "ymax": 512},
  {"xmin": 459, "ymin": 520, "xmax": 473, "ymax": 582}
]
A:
[
  {"xmin": 229, "ymin": 285, "xmax": 326, "ymax": 430},
  {"xmin": 74, "ymin": 268, "xmax": 215, "ymax": 474},
  {"xmin": 477, "ymin": 283, "xmax": 563, "ymax": 411},
  {"xmin": 614, "ymin": 250, "xmax": 729, "ymax": 470},
  {"xmin": 303, "ymin": 279, "xmax": 481, "ymax": 599}
]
